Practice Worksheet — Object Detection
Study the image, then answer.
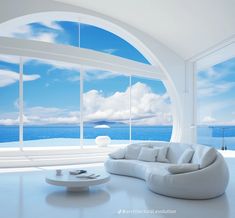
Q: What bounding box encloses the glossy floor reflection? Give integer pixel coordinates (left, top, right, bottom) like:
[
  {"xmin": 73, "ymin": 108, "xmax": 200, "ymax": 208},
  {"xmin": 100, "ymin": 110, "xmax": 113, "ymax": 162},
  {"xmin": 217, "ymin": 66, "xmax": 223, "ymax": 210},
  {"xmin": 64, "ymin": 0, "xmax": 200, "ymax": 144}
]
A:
[{"xmin": 0, "ymin": 158, "xmax": 235, "ymax": 218}]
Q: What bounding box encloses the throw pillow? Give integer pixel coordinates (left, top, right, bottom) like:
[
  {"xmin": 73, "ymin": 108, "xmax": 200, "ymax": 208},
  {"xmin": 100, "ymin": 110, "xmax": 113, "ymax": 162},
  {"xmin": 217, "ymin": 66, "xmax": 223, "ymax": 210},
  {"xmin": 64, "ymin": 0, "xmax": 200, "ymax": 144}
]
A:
[
  {"xmin": 137, "ymin": 147, "xmax": 159, "ymax": 162},
  {"xmin": 125, "ymin": 146, "xmax": 142, "ymax": 160},
  {"xmin": 177, "ymin": 148, "xmax": 195, "ymax": 164},
  {"xmin": 167, "ymin": 163, "xmax": 199, "ymax": 174},
  {"xmin": 156, "ymin": 146, "xmax": 169, "ymax": 163}
]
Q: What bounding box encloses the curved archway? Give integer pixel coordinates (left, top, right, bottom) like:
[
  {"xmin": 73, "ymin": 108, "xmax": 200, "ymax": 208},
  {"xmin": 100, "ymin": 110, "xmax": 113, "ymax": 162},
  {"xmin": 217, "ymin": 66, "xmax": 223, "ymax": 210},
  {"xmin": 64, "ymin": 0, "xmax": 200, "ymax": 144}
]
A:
[{"xmin": 0, "ymin": 10, "xmax": 184, "ymax": 142}]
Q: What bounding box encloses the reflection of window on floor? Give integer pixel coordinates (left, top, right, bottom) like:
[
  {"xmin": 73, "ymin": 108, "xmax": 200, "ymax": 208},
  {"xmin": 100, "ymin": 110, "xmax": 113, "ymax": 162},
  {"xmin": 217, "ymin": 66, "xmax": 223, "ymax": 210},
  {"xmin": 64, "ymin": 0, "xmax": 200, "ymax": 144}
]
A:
[{"xmin": 197, "ymin": 57, "xmax": 235, "ymax": 150}]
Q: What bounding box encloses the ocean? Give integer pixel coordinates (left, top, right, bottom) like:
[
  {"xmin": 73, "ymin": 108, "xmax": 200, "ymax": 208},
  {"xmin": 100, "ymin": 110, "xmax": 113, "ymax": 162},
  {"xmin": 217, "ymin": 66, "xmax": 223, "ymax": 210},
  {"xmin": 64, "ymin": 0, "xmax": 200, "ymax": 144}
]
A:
[{"xmin": 0, "ymin": 125, "xmax": 235, "ymax": 150}]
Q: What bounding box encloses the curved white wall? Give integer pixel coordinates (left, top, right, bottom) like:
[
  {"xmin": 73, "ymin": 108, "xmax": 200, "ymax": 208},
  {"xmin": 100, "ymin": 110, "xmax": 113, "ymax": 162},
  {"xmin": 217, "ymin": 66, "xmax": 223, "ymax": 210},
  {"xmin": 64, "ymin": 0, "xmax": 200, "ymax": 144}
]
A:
[{"xmin": 0, "ymin": 0, "xmax": 194, "ymax": 143}]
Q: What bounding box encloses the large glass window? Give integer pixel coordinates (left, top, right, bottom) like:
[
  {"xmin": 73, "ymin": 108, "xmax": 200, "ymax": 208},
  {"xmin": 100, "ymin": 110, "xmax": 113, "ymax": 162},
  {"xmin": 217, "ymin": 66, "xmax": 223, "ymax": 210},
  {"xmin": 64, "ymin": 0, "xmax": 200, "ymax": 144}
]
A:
[
  {"xmin": 0, "ymin": 19, "xmax": 173, "ymax": 148},
  {"xmin": 22, "ymin": 58, "xmax": 80, "ymax": 147},
  {"xmin": 197, "ymin": 57, "xmax": 235, "ymax": 150},
  {"xmin": 131, "ymin": 76, "xmax": 172, "ymax": 142},
  {"xmin": 83, "ymin": 70, "xmax": 130, "ymax": 146},
  {"xmin": 0, "ymin": 55, "xmax": 19, "ymax": 145}
]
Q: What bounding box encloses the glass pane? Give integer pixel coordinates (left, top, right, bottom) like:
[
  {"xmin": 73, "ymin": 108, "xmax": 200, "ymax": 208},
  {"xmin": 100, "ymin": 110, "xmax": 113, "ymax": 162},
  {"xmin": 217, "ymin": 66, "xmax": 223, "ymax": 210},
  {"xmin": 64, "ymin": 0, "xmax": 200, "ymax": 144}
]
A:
[
  {"xmin": 131, "ymin": 76, "xmax": 172, "ymax": 142},
  {"xmin": 197, "ymin": 57, "xmax": 235, "ymax": 150},
  {"xmin": 83, "ymin": 70, "xmax": 130, "ymax": 146},
  {"xmin": 0, "ymin": 54, "xmax": 19, "ymax": 146},
  {"xmin": 23, "ymin": 58, "xmax": 80, "ymax": 147},
  {"xmin": 80, "ymin": 24, "xmax": 149, "ymax": 64}
]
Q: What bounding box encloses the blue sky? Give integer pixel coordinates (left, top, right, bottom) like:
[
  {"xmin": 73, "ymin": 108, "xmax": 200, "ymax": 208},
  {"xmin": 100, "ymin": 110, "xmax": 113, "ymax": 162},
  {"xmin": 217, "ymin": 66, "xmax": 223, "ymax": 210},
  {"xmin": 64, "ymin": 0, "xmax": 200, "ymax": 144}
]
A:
[
  {"xmin": 1, "ymin": 20, "xmax": 234, "ymax": 127},
  {"xmin": 0, "ymin": 20, "xmax": 170, "ymax": 126},
  {"xmin": 197, "ymin": 57, "xmax": 235, "ymax": 125}
]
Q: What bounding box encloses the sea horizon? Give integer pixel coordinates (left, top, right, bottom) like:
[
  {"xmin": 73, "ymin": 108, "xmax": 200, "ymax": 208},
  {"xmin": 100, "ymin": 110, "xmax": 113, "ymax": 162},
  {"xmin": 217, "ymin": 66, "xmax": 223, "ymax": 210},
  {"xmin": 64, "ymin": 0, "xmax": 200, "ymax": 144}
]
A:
[{"xmin": 0, "ymin": 125, "xmax": 235, "ymax": 150}]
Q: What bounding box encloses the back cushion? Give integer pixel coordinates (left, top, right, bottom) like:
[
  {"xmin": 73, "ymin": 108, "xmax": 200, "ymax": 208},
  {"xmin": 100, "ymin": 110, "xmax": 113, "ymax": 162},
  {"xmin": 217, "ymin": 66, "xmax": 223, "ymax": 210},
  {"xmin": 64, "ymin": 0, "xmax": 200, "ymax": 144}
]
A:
[
  {"xmin": 125, "ymin": 143, "xmax": 152, "ymax": 160},
  {"xmin": 137, "ymin": 147, "xmax": 159, "ymax": 162},
  {"xmin": 109, "ymin": 148, "xmax": 126, "ymax": 159},
  {"xmin": 156, "ymin": 146, "xmax": 170, "ymax": 163},
  {"xmin": 191, "ymin": 145, "xmax": 217, "ymax": 169},
  {"xmin": 177, "ymin": 148, "xmax": 195, "ymax": 164},
  {"xmin": 167, "ymin": 143, "xmax": 192, "ymax": 163}
]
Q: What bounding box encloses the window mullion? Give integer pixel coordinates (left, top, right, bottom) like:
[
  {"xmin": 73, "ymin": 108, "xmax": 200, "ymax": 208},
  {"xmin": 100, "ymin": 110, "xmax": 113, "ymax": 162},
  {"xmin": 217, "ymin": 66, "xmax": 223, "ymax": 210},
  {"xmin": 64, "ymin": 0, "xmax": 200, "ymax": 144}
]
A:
[
  {"xmin": 19, "ymin": 57, "xmax": 24, "ymax": 149},
  {"xmin": 80, "ymin": 67, "xmax": 84, "ymax": 148},
  {"xmin": 129, "ymin": 75, "xmax": 132, "ymax": 144}
]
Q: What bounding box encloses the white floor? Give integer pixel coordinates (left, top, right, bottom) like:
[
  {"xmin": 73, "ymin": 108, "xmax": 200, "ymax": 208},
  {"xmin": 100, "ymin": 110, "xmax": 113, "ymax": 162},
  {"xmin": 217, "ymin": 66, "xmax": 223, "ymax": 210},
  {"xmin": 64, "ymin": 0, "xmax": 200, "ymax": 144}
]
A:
[{"xmin": 0, "ymin": 158, "xmax": 235, "ymax": 218}]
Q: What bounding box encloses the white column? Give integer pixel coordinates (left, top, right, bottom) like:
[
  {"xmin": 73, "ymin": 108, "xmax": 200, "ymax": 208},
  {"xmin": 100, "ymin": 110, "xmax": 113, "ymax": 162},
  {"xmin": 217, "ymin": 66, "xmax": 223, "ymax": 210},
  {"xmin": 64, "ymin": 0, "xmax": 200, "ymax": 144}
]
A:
[
  {"xmin": 19, "ymin": 57, "xmax": 24, "ymax": 148},
  {"xmin": 181, "ymin": 60, "xmax": 196, "ymax": 144}
]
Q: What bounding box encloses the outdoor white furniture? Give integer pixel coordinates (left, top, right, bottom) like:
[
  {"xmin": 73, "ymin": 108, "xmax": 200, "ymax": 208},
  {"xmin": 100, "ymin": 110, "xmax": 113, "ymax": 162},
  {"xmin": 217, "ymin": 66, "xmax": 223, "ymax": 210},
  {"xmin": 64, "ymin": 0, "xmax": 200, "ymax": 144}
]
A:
[
  {"xmin": 105, "ymin": 142, "xmax": 229, "ymax": 199},
  {"xmin": 46, "ymin": 170, "xmax": 110, "ymax": 192},
  {"xmin": 95, "ymin": 136, "xmax": 111, "ymax": 147}
]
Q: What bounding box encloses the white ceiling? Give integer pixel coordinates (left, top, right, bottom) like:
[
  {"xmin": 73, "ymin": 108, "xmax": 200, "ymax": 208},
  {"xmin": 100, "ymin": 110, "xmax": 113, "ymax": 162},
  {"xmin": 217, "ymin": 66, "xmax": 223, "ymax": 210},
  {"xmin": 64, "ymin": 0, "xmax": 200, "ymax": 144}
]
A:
[{"xmin": 54, "ymin": 0, "xmax": 235, "ymax": 60}]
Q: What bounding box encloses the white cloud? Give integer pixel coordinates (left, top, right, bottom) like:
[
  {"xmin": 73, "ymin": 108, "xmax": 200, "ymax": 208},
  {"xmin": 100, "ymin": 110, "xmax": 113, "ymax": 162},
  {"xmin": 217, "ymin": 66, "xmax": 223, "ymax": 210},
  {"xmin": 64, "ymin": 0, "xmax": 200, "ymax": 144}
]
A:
[
  {"xmin": 38, "ymin": 20, "xmax": 63, "ymax": 31},
  {"xmin": 0, "ymin": 82, "xmax": 172, "ymax": 126},
  {"xmin": 198, "ymin": 98, "xmax": 235, "ymax": 125},
  {"xmin": 23, "ymin": 106, "xmax": 80, "ymax": 125},
  {"xmin": 0, "ymin": 24, "xmax": 31, "ymax": 38},
  {"xmin": 83, "ymin": 82, "xmax": 172, "ymax": 125},
  {"xmin": 84, "ymin": 70, "xmax": 121, "ymax": 81},
  {"xmin": 102, "ymin": 48, "xmax": 118, "ymax": 54},
  {"xmin": 29, "ymin": 59, "xmax": 80, "ymax": 71},
  {"xmin": 0, "ymin": 54, "xmax": 19, "ymax": 64},
  {"xmin": 197, "ymin": 79, "xmax": 235, "ymax": 97},
  {"xmin": 29, "ymin": 32, "xmax": 57, "ymax": 43},
  {"xmin": 0, "ymin": 70, "xmax": 40, "ymax": 87},
  {"xmin": 201, "ymin": 116, "xmax": 216, "ymax": 124},
  {"xmin": 1, "ymin": 20, "xmax": 58, "ymax": 44},
  {"xmin": 0, "ymin": 118, "xmax": 18, "ymax": 126},
  {"xmin": 198, "ymin": 68, "xmax": 235, "ymax": 98}
]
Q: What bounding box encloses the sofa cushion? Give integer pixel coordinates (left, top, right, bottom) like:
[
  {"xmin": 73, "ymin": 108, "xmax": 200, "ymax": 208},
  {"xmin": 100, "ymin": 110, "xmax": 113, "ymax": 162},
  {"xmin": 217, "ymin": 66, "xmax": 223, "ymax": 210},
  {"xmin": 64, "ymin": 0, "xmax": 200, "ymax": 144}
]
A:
[
  {"xmin": 125, "ymin": 143, "xmax": 152, "ymax": 160},
  {"xmin": 167, "ymin": 143, "xmax": 192, "ymax": 163},
  {"xmin": 109, "ymin": 148, "xmax": 126, "ymax": 159},
  {"xmin": 156, "ymin": 146, "xmax": 169, "ymax": 163},
  {"xmin": 167, "ymin": 163, "xmax": 199, "ymax": 174},
  {"xmin": 137, "ymin": 147, "xmax": 159, "ymax": 162},
  {"xmin": 125, "ymin": 146, "xmax": 140, "ymax": 159},
  {"xmin": 177, "ymin": 148, "xmax": 195, "ymax": 164},
  {"xmin": 191, "ymin": 145, "xmax": 217, "ymax": 169}
]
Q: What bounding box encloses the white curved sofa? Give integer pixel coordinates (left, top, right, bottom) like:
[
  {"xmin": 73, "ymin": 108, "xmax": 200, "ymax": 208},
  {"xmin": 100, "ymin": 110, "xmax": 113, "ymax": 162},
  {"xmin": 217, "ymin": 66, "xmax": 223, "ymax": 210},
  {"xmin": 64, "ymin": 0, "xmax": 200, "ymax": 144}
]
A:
[{"xmin": 105, "ymin": 142, "xmax": 229, "ymax": 199}]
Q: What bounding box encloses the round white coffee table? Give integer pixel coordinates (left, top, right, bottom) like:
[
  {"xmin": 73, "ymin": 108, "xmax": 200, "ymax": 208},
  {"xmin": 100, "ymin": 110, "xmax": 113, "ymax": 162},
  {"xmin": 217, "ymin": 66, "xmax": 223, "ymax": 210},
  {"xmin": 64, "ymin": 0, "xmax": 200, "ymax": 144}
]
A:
[{"xmin": 46, "ymin": 170, "xmax": 110, "ymax": 192}]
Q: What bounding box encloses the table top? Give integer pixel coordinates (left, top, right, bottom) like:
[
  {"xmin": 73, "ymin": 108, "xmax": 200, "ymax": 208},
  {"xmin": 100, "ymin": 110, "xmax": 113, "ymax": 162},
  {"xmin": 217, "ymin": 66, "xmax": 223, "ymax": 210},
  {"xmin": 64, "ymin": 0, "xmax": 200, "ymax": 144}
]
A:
[{"xmin": 46, "ymin": 169, "xmax": 110, "ymax": 187}]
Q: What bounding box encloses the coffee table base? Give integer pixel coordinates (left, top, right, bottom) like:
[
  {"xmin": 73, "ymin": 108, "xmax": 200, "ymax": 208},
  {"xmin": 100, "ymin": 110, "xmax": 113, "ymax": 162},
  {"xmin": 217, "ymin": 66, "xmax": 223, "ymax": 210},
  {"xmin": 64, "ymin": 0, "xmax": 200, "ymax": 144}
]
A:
[{"xmin": 67, "ymin": 186, "xmax": 89, "ymax": 192}]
